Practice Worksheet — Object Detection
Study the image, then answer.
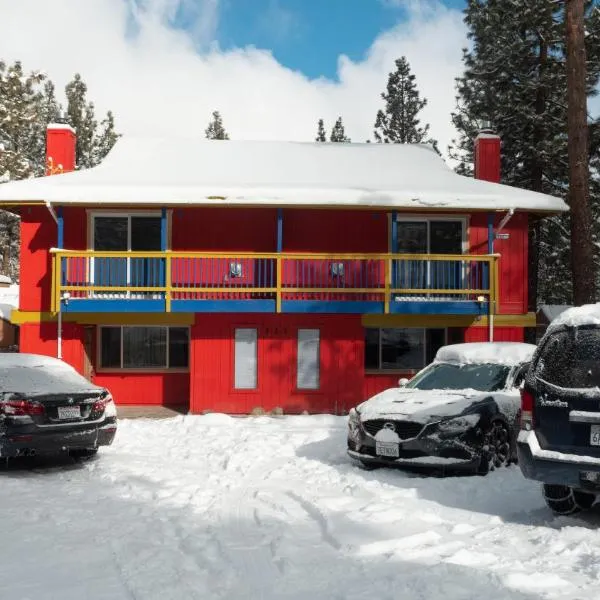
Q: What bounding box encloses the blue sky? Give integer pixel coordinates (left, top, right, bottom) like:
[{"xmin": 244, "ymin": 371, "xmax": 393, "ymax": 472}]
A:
[{"xmin": 176, "ymin": 0, "xmax": 468, "ymax": 79}]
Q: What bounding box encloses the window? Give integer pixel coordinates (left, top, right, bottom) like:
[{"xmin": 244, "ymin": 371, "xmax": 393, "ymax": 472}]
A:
[
  {"xmin": 92, "ymin": 215, "xmax": 162, "ymax": 252},
  {"xmin": 297, "ymin": 329, "xmax": 320, "ymax": 390},
  {"xmin": 365, "ymin": 328, "xmax": 447, "ymax": 371},
  {"xmin": 234, "ymin": 328, "xmax": 257, "ymax": 389},
  {"xmin": 396, "ymin": 218, "xmax": 464, "ymax": 255},
  {"xmin": 99, "ymin": 326, "xmax": 189, "ymax": 370}
]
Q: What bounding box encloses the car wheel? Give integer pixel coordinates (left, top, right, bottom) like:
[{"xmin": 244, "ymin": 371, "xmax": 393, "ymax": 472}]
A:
[
  {"xmin": 543, "ymin": 484, "xmax": 596, "ymax": 515},
  {"xmin": 476, "ymin": 420, "xmax": 512, "ymax": 476},
  {"xmin": 69, "ymin": 448, "xmax": 98, "ymax": 461}
]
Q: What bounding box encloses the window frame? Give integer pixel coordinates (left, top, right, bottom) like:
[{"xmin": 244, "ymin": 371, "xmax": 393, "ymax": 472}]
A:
[
  {"xmin": 395, "ymin": 215, "xmax": 468, "ymax": 255},
  {"xmin": 365, "ymin": 327, "xmax": 448, "ymax": 374},
  {"xmin": 96, "ymin": 325, "xmax": 190, "ymax": 373},
  {"xmin": 296, "ymin": 328, "xmax": 321, "ymax": 391},
  {"xmin": 233, "ymin": 327, "xmax": 259, "ymax": 391}
]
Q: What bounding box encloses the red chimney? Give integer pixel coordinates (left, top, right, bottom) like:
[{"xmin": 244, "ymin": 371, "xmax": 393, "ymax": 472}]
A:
[
  {"xmin": 474, "ymin": 130, "xmax": 501, "ymax": 183},
  {"xmin": 46, "ymin": 123, "xmax": 76, "ymax": 175}
]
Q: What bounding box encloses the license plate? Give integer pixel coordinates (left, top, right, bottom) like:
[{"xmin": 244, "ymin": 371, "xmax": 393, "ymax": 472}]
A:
[
  {"xmin": 376, "ymin": 441, "xmax": 399, "ymax": 458},
  {"xmin": 57, "ymin": 406, "xmax": 81, "ymax": 420},
  {"xmin": 591, "ymin": 425, "xmax": 600, "ymax": 446}
]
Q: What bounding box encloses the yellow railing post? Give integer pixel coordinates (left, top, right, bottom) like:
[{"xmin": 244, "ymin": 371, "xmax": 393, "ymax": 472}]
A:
[
  {"xmin": 384, "ymin": 257, "xmax": 391, "ymax": 314},
  {"xmin": 165, "ymin": 253, "xmax": 172, "ymax": 312},
  {"xmin": 276, "ymin": 256, "xmax": 282, "ymax": 313}
]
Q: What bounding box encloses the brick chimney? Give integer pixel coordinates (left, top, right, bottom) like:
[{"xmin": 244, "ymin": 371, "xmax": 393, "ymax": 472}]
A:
[
  {"xmin": 474, "ymin": 126, "xmax": 501, "ymax": 183},
  {"xmin": 46, "ymin": 122, "xmax": 76, "ymax": 175}
]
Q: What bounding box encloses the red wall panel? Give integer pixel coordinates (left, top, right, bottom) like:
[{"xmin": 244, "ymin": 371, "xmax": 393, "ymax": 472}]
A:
[
  {"xmin": 469, "ymin": 213, "xmax": 528, "ymax": 314},
  {"xmin": 283, "ymin": 209, "xmax": 388, "ymax": 253},
  {"xmin": 464, "ymin": 325, "xmax": 524, "ymax": 343},
  {"xmin": 363, "ymin": 374, "xmax": 399, "ymax": 400},
  {"xmin": 19, "ymin": 322, "xmax": 85, "ymax": 374},
  {"xmin": 171, "ymin": 207, "xmax": 278, "ymax": 252},
  {"xmin": 93, "ymin": 372, "xmax": 190, "ymax": 406},
  {"xmin": 19, "ymin": 207, "xmax": 56, "ymax": 312},
  {"xmin": 190, "ymin": 313, "xmax": 364, "ymax": 415}
]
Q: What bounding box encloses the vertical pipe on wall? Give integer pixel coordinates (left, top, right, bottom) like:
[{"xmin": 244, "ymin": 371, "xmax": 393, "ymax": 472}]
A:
[
  {"xmin": 277, "ymin": 208, "xmax": 283, "ymax": 253},
  {"xmin": 487, "ymin": 213, "xmax": 495, "ymax": 342}
]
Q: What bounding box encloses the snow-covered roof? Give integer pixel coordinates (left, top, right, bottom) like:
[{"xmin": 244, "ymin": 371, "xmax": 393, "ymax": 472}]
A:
[
  {"xmin": 0, "ymin": 275, "xmax": 11, "ymax": 284},
  {"xmin": 548, "ymin": 303, "xmax": 600, "ymax": 331},
  {"xmin": 0, "ymin": 137, "xmax": 567, "ymax": 213},
  {"xmin": 0, "ymin": 284, "xmax": 18, "ymax": 322},
  {"xmin": 435, "ymin": 342, "xmax": 537, "ymax": 366}
]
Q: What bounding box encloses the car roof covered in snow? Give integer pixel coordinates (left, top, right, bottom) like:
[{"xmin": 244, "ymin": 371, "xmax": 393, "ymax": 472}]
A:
[
  {"xmin": 435, "ymin": 342, "xmax": 537, "ymax": 367},
  {"xmin": 0, "ymin": 284, "xmax": 19, "ymax": 323},
  {"xmin": 0, "ymin": 353, "xmax": 101, "ymax": 396},
  {"xmin": 0, "ymin": 137, "xmax": 567, "ymax": 213},
  {"xmin": 547, "ymin": 303, "xmax": 600, "ymax": 331}
]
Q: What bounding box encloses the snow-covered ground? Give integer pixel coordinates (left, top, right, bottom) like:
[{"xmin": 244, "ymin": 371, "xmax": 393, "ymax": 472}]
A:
[{"xmin": 2, "ymin": 415, "xmax": 600, "ymax": 600}]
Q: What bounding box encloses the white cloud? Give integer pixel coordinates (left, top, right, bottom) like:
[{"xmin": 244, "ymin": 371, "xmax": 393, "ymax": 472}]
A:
[{"xmin": 0, "ymin": 0, "xmax": 467, "ymax": 158}]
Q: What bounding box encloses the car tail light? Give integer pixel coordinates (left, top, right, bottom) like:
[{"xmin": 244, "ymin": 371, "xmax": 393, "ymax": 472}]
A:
[
  {"xmin": 520, "ymin": 388, "xmax": 535, "ymax": 430},
  {"xmin": 0, "ymin": 399, "xmax": 45, "ymax": 416},
  {"xmin": 92, "ymin": 392, "xmax": 115, "ymax": 415}
]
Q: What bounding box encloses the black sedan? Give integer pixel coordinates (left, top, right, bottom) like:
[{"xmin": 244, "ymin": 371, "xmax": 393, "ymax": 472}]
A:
[
  {"xmin": 348, "ymin": 342, "xmax": 536, "ymax": 475},
  {"xmin": 0, "ymin": 353, "xmax": 117, "ymax": 459}
]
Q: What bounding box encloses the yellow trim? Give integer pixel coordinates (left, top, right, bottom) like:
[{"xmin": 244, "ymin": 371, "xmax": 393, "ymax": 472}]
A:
[
  {"xmin": 361, "ymin": 312, "xmax": 536, "ymax": 329},
  {"xmin": 11, "ymin": 310, "xmax": 195, "ymax": 326}
]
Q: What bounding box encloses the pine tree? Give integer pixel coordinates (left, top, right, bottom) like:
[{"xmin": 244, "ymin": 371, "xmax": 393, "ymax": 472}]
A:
[
  {"xmin": 205, "ymin": 111, "xmax": 229, "ymax": 140},
  {"xmin": 330, "ymin": 117, "xmax": 351, "ymax": 142},
  {"xmin": 315, "ymin": 118, "xmax": 326, "ymax": 142},
  {"xmin": 374, "ymin": 56, "xmax": 436, "ymax": 147},
  {"xmin": 449, "ymin": 0, "xmax": 600, "ymax": 307},
  {"xmin": 93, "ymin": 111, "xmax": 120, "ymax": 165}
]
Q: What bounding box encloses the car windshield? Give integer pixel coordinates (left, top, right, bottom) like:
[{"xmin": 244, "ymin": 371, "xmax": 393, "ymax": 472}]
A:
[
  {"xmin": 535, "ymin": 327, "xmax": 600, "ymax": 389},
  {"xmin": 406, "ymin": 362, "xmax": 511, "ymax": 392}
]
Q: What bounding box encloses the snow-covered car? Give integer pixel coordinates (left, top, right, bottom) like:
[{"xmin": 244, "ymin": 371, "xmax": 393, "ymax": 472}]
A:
[
  {"xmin": 347, "ymin": 342, "xmax": 536, "ymax": 475},
  {"xmin": 0, "ymin": 353, "xmax": 117, "ymax": 459},
  {"xmin": 518, "ymin": 305, "xmax": 600, "ymax": 515}
]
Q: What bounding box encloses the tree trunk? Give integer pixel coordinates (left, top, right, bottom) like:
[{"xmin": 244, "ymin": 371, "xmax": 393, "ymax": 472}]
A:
[{"xmin": 566, "ymin": 0, "xmax": 596, "ymax": 305}]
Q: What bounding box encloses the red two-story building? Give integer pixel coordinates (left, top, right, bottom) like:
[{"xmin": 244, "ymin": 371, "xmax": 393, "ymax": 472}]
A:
[{"xmin": 0, "ymin": 126, "xmax": 566, "ymax": 414}]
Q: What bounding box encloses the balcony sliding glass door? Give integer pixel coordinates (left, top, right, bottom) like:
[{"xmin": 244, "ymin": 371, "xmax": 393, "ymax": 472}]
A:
[{"xmin": 91, "ymin": 215, "xmax": 163, "ymax": 297}]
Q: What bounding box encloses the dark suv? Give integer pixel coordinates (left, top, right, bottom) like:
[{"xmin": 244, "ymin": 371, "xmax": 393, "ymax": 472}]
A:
[{"xmin": 518, "ymin": 315, "xmax": 600, "ymax": 514}]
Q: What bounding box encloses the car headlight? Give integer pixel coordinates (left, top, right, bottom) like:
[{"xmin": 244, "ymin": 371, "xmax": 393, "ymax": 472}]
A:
[{"xmin": 437, "ymin": 413, "xmax": 480, "ymax": 433}]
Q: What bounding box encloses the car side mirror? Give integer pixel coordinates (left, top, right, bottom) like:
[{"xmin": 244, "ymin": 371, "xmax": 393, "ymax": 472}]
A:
[{"xmin": 398, "ymin": 377, "xmax": 409, "ymax": 387}]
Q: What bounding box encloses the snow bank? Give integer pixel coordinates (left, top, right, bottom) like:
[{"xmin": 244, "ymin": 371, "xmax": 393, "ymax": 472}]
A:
[
  {"xmin": 435, "ymin": 342, "xmax": 537, "ymax": 366},
  {"xmin": 0, "ymin": 137, "xmax": 568, "ymax": 212},
  {"xmin": 2, "ymin": 415, "xmax": 597, "ymax": 599},
  {"xmin": 548, "ymin": 302, "xmax": 600, "ymax": 330}
]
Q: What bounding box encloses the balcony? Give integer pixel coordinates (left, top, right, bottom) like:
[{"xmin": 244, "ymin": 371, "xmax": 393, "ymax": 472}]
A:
[{"xmin": 51, "ymin": 251, "xmax": 499, "ymax": 315}]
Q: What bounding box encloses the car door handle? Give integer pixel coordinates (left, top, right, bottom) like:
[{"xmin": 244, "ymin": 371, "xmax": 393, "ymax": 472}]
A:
[{"xmin": 569, "ymin": 410, "xmax": 600, "ymax": 424}]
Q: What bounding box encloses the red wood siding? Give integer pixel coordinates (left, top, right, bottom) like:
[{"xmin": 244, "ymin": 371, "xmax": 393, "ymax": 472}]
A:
[
  {"xmin": 171, "ymin": 207, "xmax": 278, "ymax": 251},
  {"xmin": 283, "ymin": 209, "xmax": 388, "ymax": 253},
  {"xmin": 190, "ymin": 313, "xmax": 364, "ymax": 414},
  {"xmin": 464, "ymin": 325, "xmax": 524, "ymax": 343},
  {"xmin": 19, "ymin": 207, "xmax": 55, "ymax": 312},
  {"xmin": 363, "ymin": 374, "xmax": 399, "ymax": 400},
  {"xmin": 63, "ymin": 207, "xmax": 87, "ymax": 250},
  {"xmin": 93, "ymin": 372, "xmax": 190, "ymax": 406},
  {"xmin": 469, "ymin": 213, "xmax": 528, "ymax": 314},
  {"xmin": 19, "ymin": 322, "xmax": 85, "ymax": 372}
]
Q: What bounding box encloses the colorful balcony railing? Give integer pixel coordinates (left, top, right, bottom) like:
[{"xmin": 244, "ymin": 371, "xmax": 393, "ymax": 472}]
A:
[{"xmin": 51, "ymin": 251, "xmax": 499, "ymax": 315}]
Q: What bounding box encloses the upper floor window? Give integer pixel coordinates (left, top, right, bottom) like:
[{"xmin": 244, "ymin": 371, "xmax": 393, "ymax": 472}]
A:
[
  {"xmin": 397, "ymin": 218, "xmax": 465, "ymax": 255},
  {"xmin": 92, "ymin": 214, "xmax": 163, "ymax": 252}
]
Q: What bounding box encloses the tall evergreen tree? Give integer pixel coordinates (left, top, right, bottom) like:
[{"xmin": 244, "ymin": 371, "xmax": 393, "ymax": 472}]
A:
[
  {"xmin": 450, "ymin": 0, "xmax": 600, "ymax": 307},
  {"xmin": 0, "ymin": 62, "xmax": 120, "ymax": 281},
  {"xmin": 205, "ymin": 111, "xmax": 229, "ymax": 140},
  {"xmin": 330, "ymin": 117, "xmax": 351, "ymax": 142},
  {"xmin": 374, "ymin": 56, "xmax": 436, "ymax": 147},
  {"xmin": 315, "ymin": 118, "xmax": 326, "ymax": 142}
]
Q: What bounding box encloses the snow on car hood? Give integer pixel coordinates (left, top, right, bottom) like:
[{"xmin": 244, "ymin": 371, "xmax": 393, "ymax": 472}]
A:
[{"xmin": 357, "ymin": 387, "xmax": 503, "ymax": 423}]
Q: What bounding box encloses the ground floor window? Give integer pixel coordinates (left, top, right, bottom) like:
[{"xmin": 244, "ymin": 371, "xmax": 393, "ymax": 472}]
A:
[
  {"xmin": 365, "ymin": 328, "xmax": 447, "ymax": 371},
  {"xmin": 297, "ymin": 329, "xmax": 320, "ymax": 390},
  {"xmin": 234, "ymin": 328, "xmax": 258, "ymax": 389},
  {"xmin": 99, "ymin": 326, "xmax": 189, "ymax": 370}
]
